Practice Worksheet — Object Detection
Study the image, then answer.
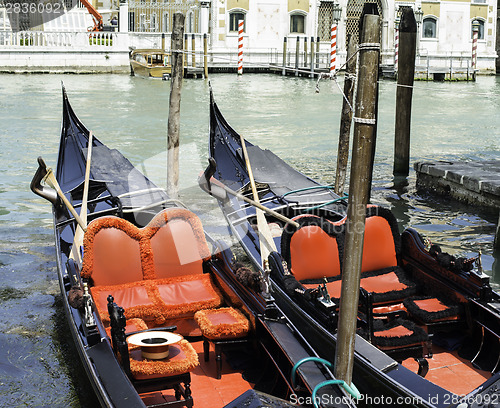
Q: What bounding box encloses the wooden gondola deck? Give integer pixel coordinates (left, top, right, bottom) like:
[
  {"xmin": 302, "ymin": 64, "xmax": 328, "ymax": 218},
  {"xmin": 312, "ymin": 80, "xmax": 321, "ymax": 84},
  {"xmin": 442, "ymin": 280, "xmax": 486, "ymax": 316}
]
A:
[
  {"xmin": 138, "ymin": 340, "xmax": 254, "ymax": 407},
  {"xmin": 402, "ymin": 346, "xmax": 491, "ymax": 396}
]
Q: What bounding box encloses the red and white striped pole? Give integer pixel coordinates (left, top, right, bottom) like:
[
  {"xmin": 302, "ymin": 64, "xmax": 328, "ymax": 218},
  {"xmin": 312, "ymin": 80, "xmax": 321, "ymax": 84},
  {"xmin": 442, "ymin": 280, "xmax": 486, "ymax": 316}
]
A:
[
  {"xmin": 394, "ymin": 22, "xmax": 399, "ymax": 74},
  {"xmin": 330, "ymin": 23, "xmax": 337, "ymax": 74},
  {"xmin": 471, "ymin": 21, "xmax": 479, "ymax": 71},
  {"xmin": 238, "ymin": 20, "xmax": 244, "ymax": 75}
]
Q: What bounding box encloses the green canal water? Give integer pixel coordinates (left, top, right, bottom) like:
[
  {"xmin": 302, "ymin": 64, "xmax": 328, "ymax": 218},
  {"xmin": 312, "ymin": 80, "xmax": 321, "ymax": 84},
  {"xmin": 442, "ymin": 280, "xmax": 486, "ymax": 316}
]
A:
[{"xmin": 0, "ymin": 73, "xmax": 498, "ymax": 406}]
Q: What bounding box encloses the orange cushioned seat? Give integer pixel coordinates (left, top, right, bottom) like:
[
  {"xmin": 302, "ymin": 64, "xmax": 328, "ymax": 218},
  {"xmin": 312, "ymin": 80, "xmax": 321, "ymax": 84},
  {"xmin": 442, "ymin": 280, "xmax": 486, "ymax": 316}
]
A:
[
  {"xmin": 194, "ymin": 307, "xmax": 250, "ymax": 340},
  {"xmin": 281, "ymin": 209, "xmax": 416, "ymax": 304},
  {"xmin": 357, "ymin": 207, "xmax": 417, "ymax": 304},
  {"xmin": 370, "ymin": 318, "xmax": 429, "ymax": 351},
  {"xmin": 403, "ymin": 296, "xmax": 461, "ymax": 324},
  {"xmin": 194, "ymin": 307, "xmax": 251, "ymax": 379},
  {"xmin": 129, "ymin": 339, "xmax": 199, "ymax": 381},
  {"xmin": 303, "ymin": 267, "xmax": 416, "ymax": 304},
  {"xmin": 81, "ymin": 208, "xmax": 222, "ymax": 325},
  {"xmin": 280, "ymin": 214, "xmax": 344, "ymax": 282}
]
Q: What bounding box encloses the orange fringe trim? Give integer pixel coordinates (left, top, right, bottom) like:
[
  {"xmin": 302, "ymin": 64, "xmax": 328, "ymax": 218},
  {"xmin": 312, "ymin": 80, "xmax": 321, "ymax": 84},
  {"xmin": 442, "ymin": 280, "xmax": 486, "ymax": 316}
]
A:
[
  {"xmin": 129, "ymin": 339, "xmax": 199, "ymax": 378},
  {"xmin": 194, "ymin": 307, "xmax": 250, "ymax": 340}
]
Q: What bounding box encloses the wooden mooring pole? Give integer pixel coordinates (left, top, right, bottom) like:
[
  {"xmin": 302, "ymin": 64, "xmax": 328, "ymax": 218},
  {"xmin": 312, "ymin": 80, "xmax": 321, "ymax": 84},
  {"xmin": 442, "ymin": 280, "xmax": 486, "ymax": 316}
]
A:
[
  {"xmin": 393, "ymin": 8, "xmax": 417, "ymax": 177},
  {"xmin": 282, "ymin": 37, "xmax": 287, "ymax": 76},
  {"xmin": 183, "ymin": 33, "xmax": 187, "ymax": 70},
  {"xmin": 167, "ymin": 12, "xmax": 185, "ymax": 198},
  {"xmin": 334, "ymin": 35, "xmax": 356, "ymax": 196},
  {"xmin": 303, "ymin": 37, "xmax": 308, "ymax": 68},
  {"xmin": 310, "ymin": 37, "xmax": 315, "ymax": 78},
  {"xmin": 495, "ymin": 211, "xmax": 500, "ymax": 252},
  {"xmin": 334, "ymin": 12, "xmax": 380, "ymax": 386},
  {"xmin": 295, "ymin": 36, "xmax": 299, "ymax": 76},
  {"xmin": 191, "ymin": 34, "xmax": 196, "ymax": 68}
]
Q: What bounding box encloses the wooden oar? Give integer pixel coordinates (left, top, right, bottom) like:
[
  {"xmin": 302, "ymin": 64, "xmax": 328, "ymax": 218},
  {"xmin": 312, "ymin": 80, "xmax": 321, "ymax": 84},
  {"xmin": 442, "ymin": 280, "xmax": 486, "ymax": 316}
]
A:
[
  {"xmin": 200, "ymin": 158, "xmax": 299, "ymax": 229},
  {"xmin": 237, "ymin": 135, "xmax": 277, "ymax": 268},
  {"xmin": 70, "ymin": 131, "xmax": 93, "ymax": 267},
  {"xmin": 43, "ymin": 169, "xmax": 87, "ymax": 232}
]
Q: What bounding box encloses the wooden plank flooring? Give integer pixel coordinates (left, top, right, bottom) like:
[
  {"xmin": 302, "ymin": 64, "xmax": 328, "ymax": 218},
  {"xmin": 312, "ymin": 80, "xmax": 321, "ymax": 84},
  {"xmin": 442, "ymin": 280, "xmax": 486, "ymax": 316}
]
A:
[
  {"xmin": 402, "ymin": 346, "xmax": 491, "ymax": 395},
  {"xmin": 139, "ymin": 340, "xmax": 253, "ymax": 407}
]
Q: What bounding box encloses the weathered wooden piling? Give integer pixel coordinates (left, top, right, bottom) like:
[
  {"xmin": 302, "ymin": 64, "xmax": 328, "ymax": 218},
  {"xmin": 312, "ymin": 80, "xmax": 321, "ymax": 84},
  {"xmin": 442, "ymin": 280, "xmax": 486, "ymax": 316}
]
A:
[
  {"xmin": 335, "ymin": 36, "xmax": 356, "ymax": 196},
  {"xmin": 183, "ymin": 33, "xmax": 188, "ymax": 69},
  {"xmin": 495, "ymin": 212, "xmax": 500, "ymax": 251},
  {"xmin": 295, "ymin": 36, "xmax": 300, "ymax": 76},
  {"xmin": 167, "ymin": 12, "xmax": 185, "ymax": 198},
  {"xmin": 393, "ymin": 8, "xmax": 417, "ymax": 177},
  {"xmin": 316, "ymin": 36, "xmax": 320, "ymax": 69},
  {"xmin": 303, "ymin": 37, "xmax": 308, "ymax": 67},
  {"xmin": 282, "ymin": 37, "xmax": 287, "ymax": 76},
  {"xmin": 334, "ymin": 12, "xmax": 380, "ymax": 386},
  {"xmin": 310, "ymin": 37, "xmax": 315, "ymax": 77},
  {"xmin": 191, "ymin": 34, "xmax": 196, "ymax": 68}
]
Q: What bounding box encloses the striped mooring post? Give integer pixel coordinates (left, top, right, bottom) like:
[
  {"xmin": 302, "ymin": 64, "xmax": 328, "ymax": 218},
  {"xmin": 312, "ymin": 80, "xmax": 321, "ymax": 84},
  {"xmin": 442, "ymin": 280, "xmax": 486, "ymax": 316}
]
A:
[
  {"xmin": 238, "ymin": 20, "xmax": 244, "ymax": 75},
  {"xmin": 472, "ymin": 27, "xmax": 478, "ymax": 70},
  {"xmin": 394, "ymin": 25, "xmax": 399, "ymax": 74},
  {"xmin": 330, "ymin": 23, "xmax": 337, "ymax": 74}
]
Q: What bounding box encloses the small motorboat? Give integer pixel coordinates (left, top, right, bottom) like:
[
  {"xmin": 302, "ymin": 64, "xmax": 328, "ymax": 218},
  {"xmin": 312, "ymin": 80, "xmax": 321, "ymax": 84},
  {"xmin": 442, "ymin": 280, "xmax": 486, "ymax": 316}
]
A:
[
  {"xmin": 201, "ymin": 87, "xmax": 500, "ymax": 408},
  {"xmin": 30, "ymin": 86, "xmax": 357, "ymax": 408},
  {"xmin": 130, "ymin": 49, "xmax": 172, "ymax": 79}
]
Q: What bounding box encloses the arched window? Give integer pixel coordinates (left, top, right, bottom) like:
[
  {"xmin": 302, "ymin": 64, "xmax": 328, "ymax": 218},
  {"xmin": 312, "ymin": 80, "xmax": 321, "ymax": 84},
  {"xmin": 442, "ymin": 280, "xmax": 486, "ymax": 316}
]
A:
[
  {"xmin": 422, "ymin": 17, "xmax": 437, "ymax": 38},
  {"xmin": 290, "ymin": 13, "xmax": 305, "ymax": 34},
  {"xmin": 471, "ymin": 19, "xmax": 485, "ymax": 40},
  {"xmin": 229, "ymin": 11, "xmax": 245, "ymax": 32}
]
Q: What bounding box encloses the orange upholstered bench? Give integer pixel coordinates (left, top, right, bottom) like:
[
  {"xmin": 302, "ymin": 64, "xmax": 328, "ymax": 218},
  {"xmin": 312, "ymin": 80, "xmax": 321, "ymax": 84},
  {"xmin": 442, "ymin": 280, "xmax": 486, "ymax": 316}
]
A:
[{"xmin": 81, "ymin": 208, "xmax": 223, "ymax": 332}]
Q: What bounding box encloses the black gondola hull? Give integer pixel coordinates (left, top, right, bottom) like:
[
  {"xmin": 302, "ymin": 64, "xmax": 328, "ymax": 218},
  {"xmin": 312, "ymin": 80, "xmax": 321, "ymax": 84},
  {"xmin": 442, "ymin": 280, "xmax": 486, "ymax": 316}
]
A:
[{"xmin": 206, "ymin": 88, "xmax": 500, "ymax": 408}]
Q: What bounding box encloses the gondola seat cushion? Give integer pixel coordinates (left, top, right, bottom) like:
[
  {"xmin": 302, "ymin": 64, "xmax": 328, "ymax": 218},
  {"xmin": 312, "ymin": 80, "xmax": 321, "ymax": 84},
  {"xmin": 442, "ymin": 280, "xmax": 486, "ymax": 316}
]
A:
[
  {"xmin": 370, "ymin": 318, "xmax": 429, "ymax": 350},
  {"xmin": 403, "ymin": 296, "xmax": 461, "ymax": 323},
  {"xmin": 303, "ymin": 266, "xmax": 416, "ymax": 304},
  {"xmin": 194, "ymin": 307, "xmax": 250, "ymax": 340},
  {"xmin": 81, "ymin": 208, "xmax": 222, "ymax": 324},
  {"xmin": 129, "ymin": 338, "xmax": 199, "ymax": 380}
]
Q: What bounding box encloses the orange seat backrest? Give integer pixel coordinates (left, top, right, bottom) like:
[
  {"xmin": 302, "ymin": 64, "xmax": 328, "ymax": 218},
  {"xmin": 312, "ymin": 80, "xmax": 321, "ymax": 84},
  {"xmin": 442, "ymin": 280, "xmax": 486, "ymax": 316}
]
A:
[
  {"xmin": 361, "ymin": 215, "xmax": 397, "ymax": 273},
  {"xmin": 82, "ymin": 217, "xmax": 144, "ymax": 286},
  {"xmin": 289, "ymin": 225, "xmax": 341, "ymax": 281},
  {"xmin": 81, "ymin": 208, "xmax": 212, "ymax": 285},
  {"xmin": 147, "ymin": 209, "xmax": 211, "ymax": 279}
]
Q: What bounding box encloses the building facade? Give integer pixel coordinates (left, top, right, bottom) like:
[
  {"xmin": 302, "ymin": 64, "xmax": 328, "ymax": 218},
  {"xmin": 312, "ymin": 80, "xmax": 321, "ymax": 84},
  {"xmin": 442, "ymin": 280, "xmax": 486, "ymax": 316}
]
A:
[
  {"xmin": 123, "ymin": 0, "xmax": 497, "ymax": 72},
  {"xmin": 0, "ymin": 0, "xmax": 497, "ymax": 72}
]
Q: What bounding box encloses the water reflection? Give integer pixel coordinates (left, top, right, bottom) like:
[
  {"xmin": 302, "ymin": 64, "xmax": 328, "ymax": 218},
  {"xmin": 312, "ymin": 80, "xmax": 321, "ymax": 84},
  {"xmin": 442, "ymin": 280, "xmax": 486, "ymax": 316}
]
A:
[{"xmin": 0, "ymin": 73, "xmax": 498, "ymax": 406}]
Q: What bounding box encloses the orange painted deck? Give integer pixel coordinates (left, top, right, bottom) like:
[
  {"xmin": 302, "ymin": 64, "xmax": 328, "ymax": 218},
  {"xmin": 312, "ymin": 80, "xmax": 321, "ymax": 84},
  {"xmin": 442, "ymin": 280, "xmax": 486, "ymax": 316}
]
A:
[
  {"xmin": 402, "ymin": 346, "xmax": 491, "ymax": 396},
  {"xmin": 139, "ymin": 340, "xmax": 254, "ymax": 407}
]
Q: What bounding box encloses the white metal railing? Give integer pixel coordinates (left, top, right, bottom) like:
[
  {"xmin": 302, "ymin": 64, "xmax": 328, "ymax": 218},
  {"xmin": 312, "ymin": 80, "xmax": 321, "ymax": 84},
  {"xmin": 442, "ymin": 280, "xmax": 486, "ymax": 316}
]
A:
[
  {"xmin": 415, "ymin": 52, "xmax": 474, "ymax": 75},
  {"xmin": 0, "ymin": 30, "xmax": 117, "ymax": 48}
]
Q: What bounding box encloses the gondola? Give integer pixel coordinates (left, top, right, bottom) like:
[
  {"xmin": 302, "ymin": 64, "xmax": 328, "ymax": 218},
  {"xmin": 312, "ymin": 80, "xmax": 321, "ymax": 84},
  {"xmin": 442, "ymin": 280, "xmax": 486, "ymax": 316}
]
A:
[
  {"xmin": 30, "ymin": 87, "xmax": 357, "ymax": 408},
  {"xmin": 201, "ymin": 88, "xmax": 500, "ymax": 408}
]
